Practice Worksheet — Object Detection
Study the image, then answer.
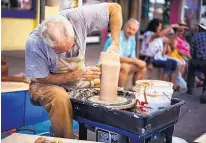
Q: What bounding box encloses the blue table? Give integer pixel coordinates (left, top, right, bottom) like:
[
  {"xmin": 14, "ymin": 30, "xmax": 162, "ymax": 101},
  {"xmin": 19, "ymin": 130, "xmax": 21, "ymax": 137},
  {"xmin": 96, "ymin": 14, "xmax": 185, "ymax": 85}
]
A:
[{"xmin": 1, "ymin": 82, "xmax": 48, "ymax": 132}]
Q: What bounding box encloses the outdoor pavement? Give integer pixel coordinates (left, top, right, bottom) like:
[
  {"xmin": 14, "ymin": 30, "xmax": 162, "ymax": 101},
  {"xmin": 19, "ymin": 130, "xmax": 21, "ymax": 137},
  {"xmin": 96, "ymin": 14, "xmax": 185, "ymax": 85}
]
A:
[{"xmin": 2, "ymin": 43, "xmax": 206, "ymax": 143}]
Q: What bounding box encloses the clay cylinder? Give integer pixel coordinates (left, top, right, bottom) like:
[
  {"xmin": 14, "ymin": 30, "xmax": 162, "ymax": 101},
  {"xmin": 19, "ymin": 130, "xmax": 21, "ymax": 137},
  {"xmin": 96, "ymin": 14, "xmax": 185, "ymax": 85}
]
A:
[{"xmin": 99, "ymin": 52, "xmax": 120, "ymax": 101}]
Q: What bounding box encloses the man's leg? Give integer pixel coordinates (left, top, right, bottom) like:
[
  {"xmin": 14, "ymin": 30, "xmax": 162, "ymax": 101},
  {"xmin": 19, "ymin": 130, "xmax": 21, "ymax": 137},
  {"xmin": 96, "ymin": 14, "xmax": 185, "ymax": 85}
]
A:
[
  {"xmin": 119, "ymin": 63, "xmax": 130, "ymax": 88},
  {"xmin": 29, "ymin": 83, "xmax": 75, "ymax": 138},
  {"xmin": 130, "ymin": 65, "xmax": 147, "ymax": 85},
  {"xmin": 200, "ymin": 75, "xmax": 206, "ymax": 104},
  {"xmin": 187, "ymin": 60, "xmax": 198, "ymax": 94}
]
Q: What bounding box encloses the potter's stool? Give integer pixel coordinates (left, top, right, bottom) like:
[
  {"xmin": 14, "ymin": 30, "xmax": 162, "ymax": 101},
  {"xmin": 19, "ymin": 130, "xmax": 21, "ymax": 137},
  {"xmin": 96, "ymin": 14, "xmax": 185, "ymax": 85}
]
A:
[{"xmin": 30, "ymin": 98, "xmax": 54, "ymax": 136}]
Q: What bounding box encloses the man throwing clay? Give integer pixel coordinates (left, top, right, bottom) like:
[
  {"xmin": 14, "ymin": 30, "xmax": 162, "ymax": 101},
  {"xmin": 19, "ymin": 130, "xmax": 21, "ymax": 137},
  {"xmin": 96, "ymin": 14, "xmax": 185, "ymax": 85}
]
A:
[
  {"xmin": 25, "ymin": 3, "xmax": 122, "ymax": 138},
  {"xmin": 103, "ymin": 19, "xmax": 147, "ymax": 90}
]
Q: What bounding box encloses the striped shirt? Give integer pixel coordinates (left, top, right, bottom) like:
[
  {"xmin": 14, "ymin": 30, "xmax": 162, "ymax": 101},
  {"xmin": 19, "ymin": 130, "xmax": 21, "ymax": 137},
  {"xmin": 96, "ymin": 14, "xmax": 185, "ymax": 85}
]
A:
[{"xmin": 191, "ymin": 32, "xmax": 206, "ymax": 60}]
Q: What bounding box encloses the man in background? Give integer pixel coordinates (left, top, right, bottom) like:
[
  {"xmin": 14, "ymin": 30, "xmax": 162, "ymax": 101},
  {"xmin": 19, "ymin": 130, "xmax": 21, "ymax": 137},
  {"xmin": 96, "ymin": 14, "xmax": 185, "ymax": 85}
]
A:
[
  {"xmin": 103, "ymin": 19, "xmax": 147, "ymax": 90},
  {"xmin": 186, "ymin": 22, "xmax": 206, "ymax": 104}
]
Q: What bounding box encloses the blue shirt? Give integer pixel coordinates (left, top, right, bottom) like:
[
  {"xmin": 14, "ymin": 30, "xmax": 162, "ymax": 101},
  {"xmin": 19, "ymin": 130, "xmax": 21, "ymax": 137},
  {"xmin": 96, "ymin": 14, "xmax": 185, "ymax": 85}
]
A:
[
  {"xmin": 191, "ymin": 32, "xmax": 206, "ymax": 60},
  {"xmin": 103, "ymin": 30, "xmax": 136, "ymax": 58}
]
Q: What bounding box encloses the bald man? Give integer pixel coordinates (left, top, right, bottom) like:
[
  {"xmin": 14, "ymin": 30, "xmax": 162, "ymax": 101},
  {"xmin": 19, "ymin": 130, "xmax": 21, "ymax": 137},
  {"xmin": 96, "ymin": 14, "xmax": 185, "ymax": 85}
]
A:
[
  {"xmin": 25, "ymin": 3, "xmax": 122, "ymax": 138},
  {"xmin": 104, "ymin": 19, "xmax": 147, "ymax": 90}
]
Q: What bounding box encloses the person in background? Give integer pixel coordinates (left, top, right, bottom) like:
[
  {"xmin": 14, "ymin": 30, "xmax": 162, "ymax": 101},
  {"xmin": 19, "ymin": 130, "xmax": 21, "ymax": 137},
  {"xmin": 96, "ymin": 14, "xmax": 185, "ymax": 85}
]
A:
[
  {"xmin": 103, "ymin": 19, "xmax": 147, "ymax": 90},
  {"xmin": 186, "ymin": 22, "xmax": 206, "ymax": 104},
  {"xmin": 25, "ymin": 3, "xmax": 122, "ymax": 138},
  {"xmin": 167, "ymin": 25, "xmax": 189, "ymax": 91},
  {"xmin": 140, "ymin": 19, "xmax": 179, "ymax": 90},
  {"xmin": 140, "ymin": 18, "xmax": 179, "ymax": 70},
  {"xmin": 1, "ymin": 57, "xmax": 29, "ymax": 83}
]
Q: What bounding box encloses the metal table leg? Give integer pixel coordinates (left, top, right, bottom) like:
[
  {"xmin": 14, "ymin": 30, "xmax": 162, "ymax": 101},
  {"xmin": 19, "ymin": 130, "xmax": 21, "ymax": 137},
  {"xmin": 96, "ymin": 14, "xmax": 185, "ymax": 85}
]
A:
[{"xmin": 79, "ymin": 123, "xmax": 87, "ymax": 140}]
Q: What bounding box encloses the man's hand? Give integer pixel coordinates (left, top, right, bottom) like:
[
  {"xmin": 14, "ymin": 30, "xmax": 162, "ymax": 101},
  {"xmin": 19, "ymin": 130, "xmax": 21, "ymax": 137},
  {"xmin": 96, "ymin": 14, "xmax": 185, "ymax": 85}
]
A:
[
  {"xmin": 72, "ymin": 66, "xmax": 101, "ymax": 81},
  {"xmin": 85, "ymin": 66, "xmax": 101, "ymax": 80},
  {"xmin": 93, "ymin": 78, "xmax": 100, "ymax": 88},
  {"xmin": 106, "ymin": 42, "xmax": 119, "ymax": 53}
]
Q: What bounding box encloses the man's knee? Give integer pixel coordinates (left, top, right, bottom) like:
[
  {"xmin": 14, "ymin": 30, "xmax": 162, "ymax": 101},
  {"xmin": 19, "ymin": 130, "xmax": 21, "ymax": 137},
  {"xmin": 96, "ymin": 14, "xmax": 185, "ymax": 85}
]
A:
[
  {"xmin": 45, "ymin": 86, "xmax": 72, "ymax": 113},
  {"xmin": 120, "ymin": 63, "xmax": 130, "ymax": 73},
  {"xmin": 51, "ymin": 86, "xmax": 69, "ymax": 103},
  {"xmin": 140, "ymin": 66, "xmax": 147, "ymax": 73}
]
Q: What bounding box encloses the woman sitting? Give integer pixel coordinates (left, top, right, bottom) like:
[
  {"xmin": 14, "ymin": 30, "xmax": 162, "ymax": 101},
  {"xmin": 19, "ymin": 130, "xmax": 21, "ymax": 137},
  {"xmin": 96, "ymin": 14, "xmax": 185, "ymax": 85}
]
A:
[
  {"xmin": 145, "ymin": 36, "xmax": 178, "ymax": 90},
  {"xmin": 140, "ymin": 18, "xmax": 179, "ymax": 70}
]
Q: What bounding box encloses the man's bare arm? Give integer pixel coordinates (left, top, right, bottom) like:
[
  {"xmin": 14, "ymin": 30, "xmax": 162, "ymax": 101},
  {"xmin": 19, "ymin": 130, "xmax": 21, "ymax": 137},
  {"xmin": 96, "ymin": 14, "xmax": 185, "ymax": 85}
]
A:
[
  {"xmin": 120, "ymin": 57, "xmax": 146, "ymax": 68},
  {"xmin": 120, "ymin": 57, "xmax": 134, "ymax": 64},
  {"xmin": 37, "ymin": 71, "xmax": 81, "ymax": 85},
  {"xmin": 37, "ymin": 69, "xmax": 101, "ymax": 85},
  {"xmin": 108, "ymin": 3, "xmax": 122, "ymax": 48}
]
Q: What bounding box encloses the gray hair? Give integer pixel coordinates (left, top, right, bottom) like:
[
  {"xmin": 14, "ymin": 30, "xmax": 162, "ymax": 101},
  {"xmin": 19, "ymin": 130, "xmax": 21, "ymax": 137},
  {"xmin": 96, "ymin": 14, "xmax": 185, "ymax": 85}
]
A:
[
  {"xmin": 126, "ymin": 18, "xmax": 140, "ymax": 26},
  {"xmin": 41, "ymin": 15, "xmax": 74, "ymax": 48}
]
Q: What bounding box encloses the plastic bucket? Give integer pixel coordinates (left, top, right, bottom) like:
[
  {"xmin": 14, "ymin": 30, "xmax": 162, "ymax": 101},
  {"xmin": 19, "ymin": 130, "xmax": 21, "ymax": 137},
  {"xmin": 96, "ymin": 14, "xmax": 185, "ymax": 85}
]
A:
[{"xmin": 135, "ymin": 80, "xmax": 174, "ymax": 113}]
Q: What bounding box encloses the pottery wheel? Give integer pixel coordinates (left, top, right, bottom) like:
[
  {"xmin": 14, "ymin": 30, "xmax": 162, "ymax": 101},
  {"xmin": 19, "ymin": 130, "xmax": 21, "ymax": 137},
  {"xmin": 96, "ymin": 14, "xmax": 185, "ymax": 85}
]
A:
[{"xmin": 70, "ymin": 88, "xmax": 136, "ymax": 110}]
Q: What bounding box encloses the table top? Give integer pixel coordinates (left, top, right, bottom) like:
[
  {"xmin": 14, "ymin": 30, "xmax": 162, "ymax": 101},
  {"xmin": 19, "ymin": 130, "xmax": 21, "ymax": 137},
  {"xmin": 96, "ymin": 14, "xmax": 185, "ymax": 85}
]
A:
[
  {"xmin": 1, "ymin": 82, "xmax": 29, "ymax": 93},
  {"xmin": 1, "ymin": 133, "xmax": 100, "ymax": 143}
]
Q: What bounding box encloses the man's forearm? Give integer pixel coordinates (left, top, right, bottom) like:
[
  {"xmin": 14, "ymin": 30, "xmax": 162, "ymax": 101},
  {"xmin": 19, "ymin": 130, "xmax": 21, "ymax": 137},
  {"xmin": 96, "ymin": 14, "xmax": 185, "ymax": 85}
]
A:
[
  {"xmin": 108, "ymin": 3, "xmax": 122, "ymax": 46},
  {"xmin": 120, "ymin": 57, "xmax": 146, "ymax": 68},
  {"xmin": 120, "ymin": 57, "xmax": 134, "ymax": 64},
  {"xmin": 37, "ymin": 72, "xmax": 79, "ymax": 85}
]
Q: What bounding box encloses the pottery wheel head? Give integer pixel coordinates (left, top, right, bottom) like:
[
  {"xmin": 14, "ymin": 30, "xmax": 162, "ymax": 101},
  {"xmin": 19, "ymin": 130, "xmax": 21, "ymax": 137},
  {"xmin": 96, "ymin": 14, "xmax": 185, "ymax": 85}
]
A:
[
  {"xmin": 70, "ymin": 88, "xmax": 136, "ymax": 110},
  {"xmin": 86, "ymin": 95, "xmax": 135, "ymax": 110}
]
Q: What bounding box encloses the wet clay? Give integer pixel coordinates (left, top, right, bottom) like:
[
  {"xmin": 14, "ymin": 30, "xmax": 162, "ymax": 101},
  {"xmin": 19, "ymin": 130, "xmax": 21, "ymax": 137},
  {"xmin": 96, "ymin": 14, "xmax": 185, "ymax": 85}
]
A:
[{"xmin": 99, "ymin": 52, "xmax": 120, "ymax": 101}]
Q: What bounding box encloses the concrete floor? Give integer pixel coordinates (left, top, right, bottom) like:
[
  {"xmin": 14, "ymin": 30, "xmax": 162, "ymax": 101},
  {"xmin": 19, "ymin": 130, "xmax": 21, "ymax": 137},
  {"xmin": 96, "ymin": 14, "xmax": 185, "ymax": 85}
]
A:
[{"xmin": 2, "ymin": 43, "xmax": 206, "ymax": 142}]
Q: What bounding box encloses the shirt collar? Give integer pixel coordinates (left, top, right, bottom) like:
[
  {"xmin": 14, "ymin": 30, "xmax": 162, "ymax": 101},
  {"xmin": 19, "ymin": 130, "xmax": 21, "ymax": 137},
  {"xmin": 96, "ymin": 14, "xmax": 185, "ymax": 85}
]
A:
[
  {"xmin": 121, "ymin": 30, "xmax": 134, "ymax": 41},
  {"xmin": 120, "ymin": 30, "xmax": 127, "ymax": 41}
]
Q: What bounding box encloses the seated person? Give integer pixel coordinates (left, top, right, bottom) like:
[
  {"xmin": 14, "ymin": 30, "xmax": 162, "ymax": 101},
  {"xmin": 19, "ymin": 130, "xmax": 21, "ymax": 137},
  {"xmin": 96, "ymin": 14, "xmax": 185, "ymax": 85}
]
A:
[
  {"xmin": 103, "ymin": 19, "xmax": 147, "ymax": 90},
  {"xmin": 140, "ymin": 18, "xmax": 179, "ymax": 70},
  {"xmin": 1, "ymin": 57, "xmax": 29, "ymax": 83},
  {"xmin": 146, "ymin": 36, "xmax": 178, "ymax": 90},
  {"xmin": 187, "ymin": 22, "xmax": 206, "ymax": 104},
  {"xmin": 167, "ymin": 27, "xmax": 188, "ymax": 91}
]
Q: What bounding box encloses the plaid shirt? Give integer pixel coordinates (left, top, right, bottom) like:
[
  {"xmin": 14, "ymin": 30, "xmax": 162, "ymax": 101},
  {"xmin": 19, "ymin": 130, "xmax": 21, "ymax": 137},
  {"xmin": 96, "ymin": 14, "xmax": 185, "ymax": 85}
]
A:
[{"xmin": 191, "ymin": 32, "xmax": 206, "ymax": 60}]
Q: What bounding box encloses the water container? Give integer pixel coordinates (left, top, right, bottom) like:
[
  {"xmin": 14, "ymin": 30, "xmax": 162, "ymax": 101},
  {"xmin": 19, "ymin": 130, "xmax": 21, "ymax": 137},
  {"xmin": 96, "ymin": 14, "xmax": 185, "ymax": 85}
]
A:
[{"xmin": 135, "ymin": 80, "xmax": 174, "ymax": 113}]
